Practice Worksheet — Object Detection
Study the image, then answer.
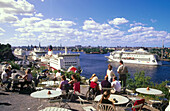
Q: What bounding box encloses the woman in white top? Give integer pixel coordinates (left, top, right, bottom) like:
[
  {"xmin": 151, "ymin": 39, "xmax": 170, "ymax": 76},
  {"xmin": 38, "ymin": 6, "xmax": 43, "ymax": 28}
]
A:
[{"xmin": 106, "ymin": 64, "xmax": 115, "ymax": 83}]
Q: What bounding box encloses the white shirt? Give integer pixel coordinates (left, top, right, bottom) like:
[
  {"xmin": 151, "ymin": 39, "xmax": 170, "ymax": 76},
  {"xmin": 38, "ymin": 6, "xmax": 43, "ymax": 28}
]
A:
[
  {"xmin": 111, "ymin": 80, "xmax": 121, "ymax": 92},
  {"xmin": 55, "ymin": 72, "xmax": 61, "ymax": 77},
  {"xmin": 2, "ymin": 64, "xmax": 8, "ymax": 72},
  {"xmin": 1, "ymin": 72, "xmax": 8, "ymax": 82},
  {"xmin": 91, "ymin": 76, "xmax": 98, "ymax": 83},
  {"xmin": 107, "ymin": 69, "xmax": 115, "ymax": 79}
]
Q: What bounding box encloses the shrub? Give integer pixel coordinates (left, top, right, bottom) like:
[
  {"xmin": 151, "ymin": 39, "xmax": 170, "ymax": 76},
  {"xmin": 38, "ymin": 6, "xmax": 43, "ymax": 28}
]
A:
[
  {"xmin": 127, "ymin": 71, "xmax": 170, "ymax": 99},
  {"xmin": 8, "ymin": 61, "xmax": 20, "ymax": 70},
  {"xmin": 63, "ymin": 71, "xmax": 81, "ymax": 81},
  {"xmin": 126, "ymin": 71, "xmax": 152, "ymax": 90}
]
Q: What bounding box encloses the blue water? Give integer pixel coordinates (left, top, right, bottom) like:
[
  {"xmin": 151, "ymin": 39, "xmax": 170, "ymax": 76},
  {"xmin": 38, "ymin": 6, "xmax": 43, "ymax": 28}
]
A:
[{"xmin": 54, "ymin": 51, "xmax": 170, "ymax": 83}]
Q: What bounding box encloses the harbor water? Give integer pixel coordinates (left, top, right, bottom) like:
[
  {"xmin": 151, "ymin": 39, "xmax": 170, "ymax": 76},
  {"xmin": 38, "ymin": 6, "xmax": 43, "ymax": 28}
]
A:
[{"xmin": 53, "ymin": 51, "xmax": 170, "ymax": 83}]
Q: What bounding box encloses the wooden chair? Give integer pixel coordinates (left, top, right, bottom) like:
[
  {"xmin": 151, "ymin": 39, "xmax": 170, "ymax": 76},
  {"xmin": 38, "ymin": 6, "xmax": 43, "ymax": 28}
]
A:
[{"xmin": 97, "ymin": 103, "xmax": 115, "ymax": 111}]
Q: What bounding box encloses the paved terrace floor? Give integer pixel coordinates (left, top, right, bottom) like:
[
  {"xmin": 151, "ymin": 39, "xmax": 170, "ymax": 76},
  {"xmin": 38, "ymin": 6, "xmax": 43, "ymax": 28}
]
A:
[{"xmin": 0, "ymin": 85, "xmax": 159, "ymax": 111}]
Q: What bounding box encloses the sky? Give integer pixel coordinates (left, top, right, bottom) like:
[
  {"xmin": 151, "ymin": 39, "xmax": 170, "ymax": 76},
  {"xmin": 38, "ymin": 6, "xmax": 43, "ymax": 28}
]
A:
[{"xmin": 0, "ymin": 0, "xmax": 170, "ymax": 47}]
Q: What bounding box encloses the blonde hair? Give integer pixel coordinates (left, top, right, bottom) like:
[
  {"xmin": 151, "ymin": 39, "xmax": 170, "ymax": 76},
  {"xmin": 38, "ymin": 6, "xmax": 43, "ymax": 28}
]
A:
[{"xmin": 90, "ymin": 73, "xmax": 96, "ymax": 80}]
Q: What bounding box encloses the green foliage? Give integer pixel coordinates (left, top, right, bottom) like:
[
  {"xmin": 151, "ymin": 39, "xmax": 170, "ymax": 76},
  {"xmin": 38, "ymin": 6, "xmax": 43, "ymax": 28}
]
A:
[
  {"xmin": 127, "ymin": 71, "xmax": 152, "ymax": 90},
  {"xmin": 127, "ymin": 71, "xmax": 170, "ymax": 100},
  {"xmin": 0, "ymin": 43, "xmax": 15, "ymax": 61},
  {"xmin": 8, "ymin": 61, "xmax": 20, "ymax": 70},
  {"xmin": 63, "ymin": 71, "xmax": 81, "ymax": 81},
  {"xmin": 151, "ymin": 80, "xmax": 170, "ymax": 99},
  {"xmin": 31, "ymin": 66, "xmax": 46, "ymax": 77}
]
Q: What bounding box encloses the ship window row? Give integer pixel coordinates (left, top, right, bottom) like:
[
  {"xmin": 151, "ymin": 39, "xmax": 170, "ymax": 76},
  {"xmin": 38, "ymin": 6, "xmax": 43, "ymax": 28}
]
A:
[{"xmin": 123, "ymin": 55, "xmax": 145, "ymax": 57}]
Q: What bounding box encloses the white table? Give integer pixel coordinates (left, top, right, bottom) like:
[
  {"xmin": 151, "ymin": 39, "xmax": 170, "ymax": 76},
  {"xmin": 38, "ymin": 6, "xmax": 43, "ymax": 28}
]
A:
[
  {"xmin": 136, "ymin": 88, "xmax": 163, "ymax": 95},
  {"xmin": 94, "ymin": 94, "xmax": 129, "ymax": 105},
  {"xmin": 31, "ymin": 89, "xmax": 62, "ymax": 109},
  {"xmin": 31, "ymin": 89, "xmax": 62, "ymax": 99}
]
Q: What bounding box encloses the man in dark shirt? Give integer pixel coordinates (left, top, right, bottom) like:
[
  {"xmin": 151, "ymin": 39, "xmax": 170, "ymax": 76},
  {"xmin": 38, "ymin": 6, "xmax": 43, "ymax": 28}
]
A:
[{"xmin": 101, "ymin": 76, "xmax": 111, "ymax": 93}]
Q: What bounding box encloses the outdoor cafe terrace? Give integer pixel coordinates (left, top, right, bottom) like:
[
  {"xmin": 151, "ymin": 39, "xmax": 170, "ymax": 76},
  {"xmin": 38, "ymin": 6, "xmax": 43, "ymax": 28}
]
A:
[{"xmin": 1, "ymin": 72, "xmax": 169, "ymax": 111}]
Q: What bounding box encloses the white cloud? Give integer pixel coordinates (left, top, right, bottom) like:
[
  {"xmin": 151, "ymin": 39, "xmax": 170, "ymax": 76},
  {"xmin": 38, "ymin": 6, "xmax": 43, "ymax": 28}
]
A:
[
  {"xmin": 35, "ymin": 13, "xmax": 43, "ymax": 17},
  {"xmin": 0, "ymin": 27, "xmax": 5, "ymax": 32},
  {"xmin": 109, "ymin": 17, "xmax": 129, "ymax": 25},
  {"xmin": 0, "ymin": 0, "xmax": 35, "ymax": 23},
  {"xmin": 83, "ymin": 18, "xmax": 111, "ymax": 33},
  {"xmin": 13, "ymin": 17, "xmax": 42, "ymax": 27},
  {"xmin": 0, "ymin": 0, "xmax": 35, "ymax": 15},
  {"xmin": 0, "ymin": 13, "xmax": 18, "ymax": 23},
  {"xmin": 130, "ymin": 22, "xmax": 146, "ymax": 27},
  {"xmin": 128, "ymin": 26, "xmax": 154, "ymax": 33},
  {"xmin": 166, "ymin": 33, "xmax": 170, "ymax": 39}
]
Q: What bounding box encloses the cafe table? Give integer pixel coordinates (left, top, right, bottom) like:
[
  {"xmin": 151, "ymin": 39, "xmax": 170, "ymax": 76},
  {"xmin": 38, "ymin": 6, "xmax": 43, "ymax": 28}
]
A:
[
  {"xmin": 94, "ymin": 94, "xmax": 129, "ymax": 105},
  {"xmin": 136, "ymin": 88, "xmax": 162, "ymax": 95},
  {"xmin": 30, "ymin": 89, "xmax": 62, "ymax": 109}
]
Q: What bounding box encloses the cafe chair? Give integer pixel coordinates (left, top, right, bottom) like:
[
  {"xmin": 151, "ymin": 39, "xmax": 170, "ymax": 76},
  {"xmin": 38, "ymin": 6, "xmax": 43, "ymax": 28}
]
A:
[
  {"xmin": 69, "ymin": 82, "xmax": 80, "ymax": 101},
  {"xmin": 149, "ymin": 94, "xmax": 168, "ymax": 111},
  {"xmin": 49, "ymin": 98, "xmax": 71, "ymax": 109},
  {"xmin": 97, "ymin": 103, "xmax": 115, "ymax": 111},
  {"xmin": 125, "ymin": 99, "xmax": 145, "ymax": 111},
  {"xmin": 78, "ymin": 96, "xmax": 96, "ymax": 111},
  {"xmin": 39, "ymin": 107, "xmax": 72, "ymax": 111}
]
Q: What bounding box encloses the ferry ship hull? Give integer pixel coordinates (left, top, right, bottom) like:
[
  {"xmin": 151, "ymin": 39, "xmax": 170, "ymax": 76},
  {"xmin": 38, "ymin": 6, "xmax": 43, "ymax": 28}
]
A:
[{"xmin": 106, "ymin": 56, "xmax": 162, "ymax": 65}]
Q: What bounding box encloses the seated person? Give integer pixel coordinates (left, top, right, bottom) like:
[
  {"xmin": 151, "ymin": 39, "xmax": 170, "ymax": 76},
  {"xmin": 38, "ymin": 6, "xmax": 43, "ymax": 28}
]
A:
[
  {"xmin": 56, "ymin": 70, "xmax": 61, "ymax": 77},
  {"xmin": 68, "ymin": 74, "xmax": 78, "ymax": 89},
  {"xmin": 38, "ymin": 70, "xmax": 48, "ymax": 80},
  {"xmin": 89, "ymin": 74, "xmax": 100, "ymax": 95},
  {"xmin": 20, "ymin": 68, "xmax": 33, "ymax": 91},
  {"xmin": 7, "ymin": 65, "xmax": 12, "ymax": 77},
  {"xmin": 101, "ymin": 76, "xmax": 111, "ymax": 93},
  {"xmin": 54, "ymin": 70, "xmax": 61, "ymax": 81},
  {"xmin": 111, "ymin": 76, "xmax": 121, "ymax": 93},
  {"xmin": 11, "ymin": 70, "xmax": 21, "ymax": 79},
  {"xmin": 99, "ymin": 90, "xmax": 115, "ymax": 110},
  {"xmin": 1, "ymin": 69, "xmax": 11, "ymax": 90},
  {"xmin": 90, "ymin": 74, "xmax": 98, "ymax": 88},
  {"xmin": 11, "ymin": 70, "xmax": 21, "ymax": 90},
  {"xmin": 59, "ymin": 75, "xmax": 69, "ymax": 90}
]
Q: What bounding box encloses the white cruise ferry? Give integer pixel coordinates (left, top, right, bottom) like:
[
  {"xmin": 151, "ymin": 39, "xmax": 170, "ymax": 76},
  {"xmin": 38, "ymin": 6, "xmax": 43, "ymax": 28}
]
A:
[
  {"xmin": 106, "ymin": 48, "xmax": 162, "ymax": 65},
  {"xmin": 29, "ymin": 48, "xmax": 47, "ymax": 61},
  {"xmin": 14, "ymin": 48, "xmax": 26, "ymax": 56},
  {"xmin": 41, "ymin": 47, "xmax": 80, "ymax": 70}
]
